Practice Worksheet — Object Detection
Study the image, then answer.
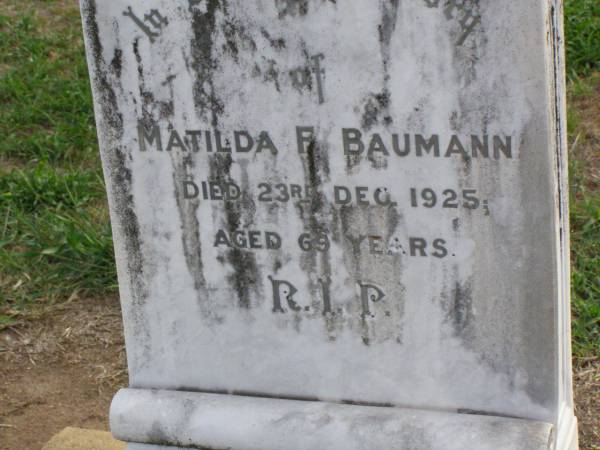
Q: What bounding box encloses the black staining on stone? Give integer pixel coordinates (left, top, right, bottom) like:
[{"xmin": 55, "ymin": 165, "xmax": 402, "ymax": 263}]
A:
[
  {"xmin": 295, "ymin": 134, "xmax": 336, "ymax": 336},
  {"xmin": 208, "ymin": 153, "xmax": 233, "ymax": 185},
  {"xmin": 296, "ymin": 135, "xmax": 330, "ymax": 252},
  {"xmin": 447, "ymin": 111, "xmax": 473, "ymax": 183},
  {"xmin": 289, "ymin": 65, "xmax": 313, "ymax": 95},
  {"xmin": 339, "ymin": 208, "xmax": 361, "ymax": 273},
  {"xmin": 80, "ymin": 0, "xmax": 151, "ymax": 365},
  {"xmin": 461, "ymin": 152, "xmax": 473, "ymax": 177},
  {"xmin": 385, "ymin": 204, "xmax": 401, "ymax": 239},
  {"xmin": 173, "ymin": 158, "xmax": 207, "ymax": 294},
  {"xmin": 457, "ymin": 408, "xmax": 523, "ymax": 420},
  {"xmin": 549, "ymin": 3, "xmax": 568, "ymax": 256},
  {"xmin": 347, "ymin": 1, "xmax": 397, "ymax": 173},
  {"xmin": 110, "ymin": 48, "xmax": 123, "ymax": 79},
  {"xmin": 305, "ymin": 138, "xmax": 330, "ymax": 210},
  {"xmin": 375, "ymin": 0, "xmax": 400, "ymax": 125},
  {"xmin": 275, "ymin": 0, "xmax": 309, "ymax": 18},
  {"xmin": 157, "ymin": 101, "xmax": 174, "ymax": 120},
  {"xmin": 288, "ymin": 44, "xmax": 317, "ymax": 96},
  {"xmin": 147, "ymin": 421, "xmax": 170, "ymax": 446},
  {"xmin": 300, "ymin": 138, "xmax": 331, "ymax": 281},
  {"xmin": 209, "ymin": 155, "xmax": 260, "ymax": 309},
  {"xmin": 161, "ymin": 75, "xmax": 179, "ymax": 120},
  {"xmin": 260, "ymin": 28, "xmax": 286, "ymax": 50},
  {"xmin": 328, "ymin": 206, "xmax": 341, "ymax": 245},
  {"xmin": 196, "ymin": 446, "xmax": 236, "ymax": 450},
  {"xmin": 263, "ymin": 58, "xmax": 281, "ymax": 92},
  {"xmin": 162, "ymin": 74, "xmax": 177, "ymax": 86},
  {"xmin": 188, "ymin": 0, "xmax": 225, "ymax": 127},
  {"xmin": 275, "ymin": 0, "xmax": 337, "ymax": 18},
  {"xmin": 338, "ymin": 202, "xmax": 406, "ymax": 345},
  {"xmin": 449, "ymin": 110, "xmax": 460, "ymax": 131},
  {"xmin": 236, "ymin": 160, "xmax": 258, "ymax": 222},
  {"xmin": 359, "ymin": 92, "xmax": 393, "ymax": 170},
  {"xmin": 443, "ymin": 281, "xmax": 474, "ymax": 337},
  {"xmin": 227, "ymin": 245, "xmax": 259, "ymax": 309},
  {"xmin": 81, "ymin": 0, "xmax": 123, "ymax": 134},
  {"xmin": 81, "ymin": 1, "xmax": 140, "ymax": 292},
  {"xmin": 361, "ymin": 92, "xmax": 391, "ymax": 131},
  {"xmin": 378, "ymin": 0, "xmax": 400, "ymax": 76},
  {"xmin": 344, "ymin": 150, "xmax": 362, "ymax": 173},
  {"xmin": 222, "ymin": 22, "xmax": 239, "ymax": 59},
  {"xmin": 251, "ymin": 63, "xmax": 261, "ymax": 78},
  {"xmin": 452, "ymin": 217, "xmax": 460, "ymax": 232},
  {"xmin": 112, "ymin": 148, "xmax": 148, "ymax": 306},
  {"xmin": 132, "ymin": 25, "xmax": 202, "ymax": 308},
  {"xmin": 222, "ymin": 19, "xmax": 257, "ymax": 63},
  {"xmin": 446, "ymin": 1, "xmax": 483, "ymax": 89},
  {"xmin": 132, "ymin": 38, "xmax": 155, "ymax": 129},
  {"xmin": 146, "ymin": 417, "xmax": 229, "ymax": 450},
  {"xmin": 132, "ymin": 40, "xmax": 174, "ymax": 121},
  {"xmin": 249, "ymin": 33, "xmax": 284, "ymax": 91},
  {"xmin": 132, "ymin": 39, "xmax": 142, "ymax": 76}
]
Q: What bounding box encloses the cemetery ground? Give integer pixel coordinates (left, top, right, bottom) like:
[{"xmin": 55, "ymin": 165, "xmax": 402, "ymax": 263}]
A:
[{"xmin": 0, "ymin": 0, "xmax": 598, "ymax": 449}]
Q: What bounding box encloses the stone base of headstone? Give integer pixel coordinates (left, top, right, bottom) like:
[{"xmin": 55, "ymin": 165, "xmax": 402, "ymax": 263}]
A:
[
  {"xmin": 111, "ymin": 388, "xmax": 557, "ymax": 450},
  {"xmin": 42, "ymin": 427, "xmax": 126, "ymax": 450}
]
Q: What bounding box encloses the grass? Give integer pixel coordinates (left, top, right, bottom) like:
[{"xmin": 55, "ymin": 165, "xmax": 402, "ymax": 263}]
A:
[
  {"xmin": 565, "ymin": 0, "xmax": 600, "ymax": 76},
  {"xmin": 568, "ymin": 73, "xmax": 600, "ymax": 358},
  {"xmin": 0, "ymin": 10, "xmax": 97, "ymax": 165},
  {"xmin": 0, "ymin": 2, "xmax": 115, "ymax": 324},
  {"xmin": 0, "ymin": 1, "xmax": 598, "ymax": 361}
]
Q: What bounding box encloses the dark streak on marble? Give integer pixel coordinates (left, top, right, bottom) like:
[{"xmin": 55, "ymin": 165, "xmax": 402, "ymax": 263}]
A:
[
  {"xmin": 80, "ymin": 0, "xmax": 151, "ymax": 362},
  {"xmin": 188, "ymin": 0, "xmax": 225, "ymax": 127}
]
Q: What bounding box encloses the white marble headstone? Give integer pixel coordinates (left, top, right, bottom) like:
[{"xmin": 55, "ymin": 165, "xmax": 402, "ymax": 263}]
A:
[{"xmin": 80, "ymin": 0, "xmax": 578, "ymax": 448}]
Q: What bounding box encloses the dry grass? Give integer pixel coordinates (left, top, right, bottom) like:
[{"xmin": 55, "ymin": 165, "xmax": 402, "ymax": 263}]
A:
[
  {"xmin": 0, "ymin": 296, "xmax": 127, "ymax": 392},
  {"xmin": 574, "ymin": 358, "xmax": 600, "ymax": 449},
  {"xmin": 569, "ymin": 73, "xmax": 600, "ymax": 194}
]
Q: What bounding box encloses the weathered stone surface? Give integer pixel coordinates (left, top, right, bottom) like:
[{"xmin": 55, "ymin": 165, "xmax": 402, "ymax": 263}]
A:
[
  {"xmin": 79, "ymin": 0, "xmax": 577, "ymax": 448},
  {"xmin": 112, "ymin": 388, "xmax": 554, "ymax": 450},
  {"xmin": 42, "ymin": 427, "xmax": 126, "ymax": 450}
]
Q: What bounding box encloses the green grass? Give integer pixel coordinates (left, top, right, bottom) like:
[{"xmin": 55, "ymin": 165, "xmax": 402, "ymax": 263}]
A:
[
  {"xmin": 0, "ymin": 12, "xmax": 98, "ymax": 165},
  {"xmin": 568, "ymin": 75, "xmax": 600, "ymax": 358},
  {"xmin": 0, "ymin": 4, "xmax": 115, "ymax": 325},
  {"xmin": 570, "ymin": 193, "xmax": 600, "ymax": 357},
  {"xmin": 0, "ymin": 161, "xmax": 116, "ymax": 320},
  {"xmin": 0, "ymin": 164, "xmax": 104, "ymax": 211},
  {"xmin": 565, "ymin": 0, "xmax": 600, "ymax": 76},
  {"xmin": 0, "ymin": 1, "xmax": 598, "ymax": 360}
]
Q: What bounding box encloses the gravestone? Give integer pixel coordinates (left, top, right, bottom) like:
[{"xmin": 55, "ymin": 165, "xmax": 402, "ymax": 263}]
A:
[{"xmin": 79, "ymin": 0, "xmax": 578, "ymax": 448}]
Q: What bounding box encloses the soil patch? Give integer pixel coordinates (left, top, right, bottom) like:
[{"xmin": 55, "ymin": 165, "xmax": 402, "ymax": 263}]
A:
[
  {"xmin": 575, "ymin": 357, "xmax": 600, "ymax": 449},
  {"xmin": 0, "ymin": 297, "xmax": 126, "ymax": 450}
]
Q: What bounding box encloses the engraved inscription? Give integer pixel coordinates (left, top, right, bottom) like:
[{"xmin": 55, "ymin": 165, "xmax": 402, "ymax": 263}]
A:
[
  {"xmin": 424, "ymin": 0, "xmax": 481, "ymax": 46},
  {"xmin": 123, "ymin": 6, "xmax": 168, "ymax": 43},
  {"xmin": 289, "ymin": 53, "xmax": 326, "ymax": 104}
]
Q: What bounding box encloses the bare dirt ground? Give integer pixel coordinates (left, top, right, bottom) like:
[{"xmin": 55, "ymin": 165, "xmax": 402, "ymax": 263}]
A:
[
  {"xmin": 575, "ymin": 358, "xmax": 600, "ymax": 449},
  {"xmin": 0, "ymin": 298, "xmax": 598, "ymax": 450},
  {"xmin": 0, "ymin": 298, "xmax": 127, "ymax": 450}
]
